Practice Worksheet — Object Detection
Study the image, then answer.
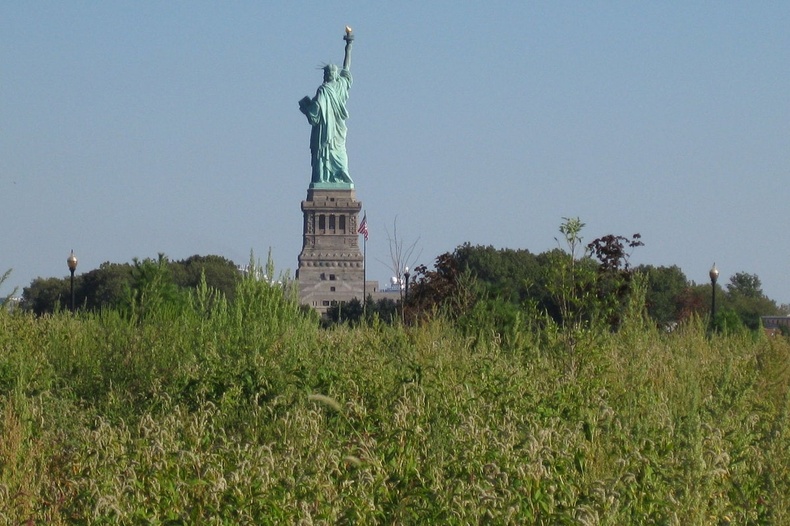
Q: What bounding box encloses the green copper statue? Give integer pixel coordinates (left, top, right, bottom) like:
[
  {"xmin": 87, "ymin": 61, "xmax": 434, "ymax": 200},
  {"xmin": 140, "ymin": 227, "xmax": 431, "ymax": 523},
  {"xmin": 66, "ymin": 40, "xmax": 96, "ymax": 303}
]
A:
[{"xmin": 299, "ymin": 27, "xmax": 354, "ymax": 187}]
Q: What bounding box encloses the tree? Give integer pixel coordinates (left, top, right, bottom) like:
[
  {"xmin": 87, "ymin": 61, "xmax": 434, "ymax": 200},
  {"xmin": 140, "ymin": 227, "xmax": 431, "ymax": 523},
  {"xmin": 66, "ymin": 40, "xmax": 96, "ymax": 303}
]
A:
[
  {"xmin": 713, "ymin": 307, "xmax": 747, "ymax": 334},
  {"xmin": 121, "ymin": 254, "xmax": 187, "ymax": 320},
  {"xmin": 675, "ymin": 284, "xmax": 712, "ymax": 322},
  {"xmin": 539, "ymin": 219, "xmax": 645, "ymax": 333},
  {"xmin": 636, "ymin": 265, "xmax": 689, "ymax": 327},
  {"xmin": 325, "ymin": 298, "xmax": 364, "ymax": 326},
  {"xmin": 586, "ymin": 232, "xmax": 644, "ymax": 329},
  {"xmin": 21, "ymin": 254, "xmax": 242, "ymax": 315},
  {"xmin": 453, "ymin": 243, "xmax": 541, "ymax": 304},
  {"xmin": 378, "ymin": 217, "xmax": 421, "ymax": 306},
  {"xmin": 172, "ymin": 255, "xmax": 239, "ymax": 301},
  {"xmin": 727, "ymin": 272, "xmax": 763, "ymax": 299},
  {"xmin": 408, "ymin": 251, "xmax": 476, "ymax": 322},
  {"xmin": 369, "ymin": 297, "xmax": 399, "ymax": 324},
  {"xmin": 725, "ymin": 271, "xmax": 780, "ymax": 330},
  {"xmin": 543, "ymin": 217, "xmax": 597, "ymax": 330},
  {"xmin": 79, "ymin": 262, "xmax": 134, "ymax": 310},
  {"xmin": 22, "ymin": 277, "xmax": 70, "ymax": 315}
]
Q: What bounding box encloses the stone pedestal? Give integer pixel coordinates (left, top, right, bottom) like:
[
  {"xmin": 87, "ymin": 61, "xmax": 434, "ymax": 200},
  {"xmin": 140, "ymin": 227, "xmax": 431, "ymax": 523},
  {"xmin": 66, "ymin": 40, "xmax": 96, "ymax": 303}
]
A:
[{"xmin": 297, "ymin": 188, "xmax": 365, "ymax": 314}]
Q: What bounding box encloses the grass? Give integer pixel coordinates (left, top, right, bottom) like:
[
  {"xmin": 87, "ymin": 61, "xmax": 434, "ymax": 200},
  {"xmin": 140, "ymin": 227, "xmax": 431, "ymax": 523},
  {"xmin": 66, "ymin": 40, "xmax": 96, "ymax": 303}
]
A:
[{"xmin": 0, "ymin": 278, "xmax": 788, "ymax": 524}]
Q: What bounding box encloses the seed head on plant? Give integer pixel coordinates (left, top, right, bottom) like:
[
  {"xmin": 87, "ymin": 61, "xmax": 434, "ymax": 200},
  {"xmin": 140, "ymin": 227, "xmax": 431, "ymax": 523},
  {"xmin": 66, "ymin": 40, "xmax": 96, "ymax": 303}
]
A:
[{"xmin": 308, "ymin": 394, "xmax": 342, "ymax": 412}]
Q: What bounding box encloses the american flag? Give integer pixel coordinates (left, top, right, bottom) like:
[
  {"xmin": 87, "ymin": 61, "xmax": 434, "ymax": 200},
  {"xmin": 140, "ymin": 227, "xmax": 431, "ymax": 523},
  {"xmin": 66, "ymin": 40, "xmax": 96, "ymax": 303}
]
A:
[{"xmin": 357, "ymin": 213, "xmax": 368, "ymax": 241}]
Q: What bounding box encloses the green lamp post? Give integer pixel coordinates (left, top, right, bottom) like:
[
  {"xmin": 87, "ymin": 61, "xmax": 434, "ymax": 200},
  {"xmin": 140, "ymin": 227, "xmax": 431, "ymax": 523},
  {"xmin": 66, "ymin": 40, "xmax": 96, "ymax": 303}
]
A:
[
  {"xmin": 709, "ymin": 263, "xmax": 719, "ymax": 327},
  {"xmin": 67, "ymin": 250, "xmax": 78, "ymax": 312}
]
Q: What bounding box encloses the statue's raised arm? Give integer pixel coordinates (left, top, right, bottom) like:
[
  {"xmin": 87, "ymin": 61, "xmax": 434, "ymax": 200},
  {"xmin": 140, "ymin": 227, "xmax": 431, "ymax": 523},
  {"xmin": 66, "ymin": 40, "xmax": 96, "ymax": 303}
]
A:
[
  {"xmin": 343, "ymin": 26, "xmax": 353, "ymax": 71},
  {"xmin": 298, "ymin": 27, "xmax": 355, "ymax": 188}
]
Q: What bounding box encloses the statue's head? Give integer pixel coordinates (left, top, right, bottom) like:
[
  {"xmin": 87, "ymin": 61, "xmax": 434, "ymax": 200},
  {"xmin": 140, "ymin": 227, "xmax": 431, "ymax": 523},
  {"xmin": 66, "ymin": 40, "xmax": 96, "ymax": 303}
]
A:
[{"xmin": 323, "ymin": 64, "xmax": 338, "ymax": 82}]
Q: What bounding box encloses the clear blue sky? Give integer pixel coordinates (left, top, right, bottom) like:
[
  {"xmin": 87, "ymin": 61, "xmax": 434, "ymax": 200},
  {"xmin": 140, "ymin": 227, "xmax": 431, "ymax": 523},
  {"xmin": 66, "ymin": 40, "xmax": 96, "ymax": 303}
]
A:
[{"xmin": 2, "ymin": 2, "xmax": 789, "ymax": 304}]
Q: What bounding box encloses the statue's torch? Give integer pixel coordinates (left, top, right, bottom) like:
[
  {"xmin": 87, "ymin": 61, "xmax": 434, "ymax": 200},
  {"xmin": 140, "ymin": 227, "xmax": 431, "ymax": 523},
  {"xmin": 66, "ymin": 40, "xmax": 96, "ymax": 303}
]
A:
[{"xmin": 343, "ymin": 26, "xmax": 353, "ymax": 70}]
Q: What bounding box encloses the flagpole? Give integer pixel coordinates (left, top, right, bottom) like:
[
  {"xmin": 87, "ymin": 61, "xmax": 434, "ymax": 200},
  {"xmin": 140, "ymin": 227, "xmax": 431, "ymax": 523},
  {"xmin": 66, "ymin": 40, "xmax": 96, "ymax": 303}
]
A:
[
  {"xmin": 362, "ymin": 211, "xmax": 367, "ymax": 315},
  {"xmin": 357, "ymin": 212, "xmax": 369, "ymax": 318}
]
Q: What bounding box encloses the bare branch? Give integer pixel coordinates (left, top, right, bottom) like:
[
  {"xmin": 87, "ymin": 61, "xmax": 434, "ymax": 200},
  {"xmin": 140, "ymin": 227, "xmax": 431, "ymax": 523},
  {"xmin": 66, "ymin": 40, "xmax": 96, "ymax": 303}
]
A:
[{"xmin": 374, "ymin": 216, "xmax": 422, "ymax": 300}]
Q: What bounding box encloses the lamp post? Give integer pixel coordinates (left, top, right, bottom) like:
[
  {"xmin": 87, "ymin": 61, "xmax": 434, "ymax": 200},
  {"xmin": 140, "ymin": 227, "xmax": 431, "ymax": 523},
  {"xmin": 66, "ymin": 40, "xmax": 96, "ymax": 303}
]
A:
[
  {"xmin": 400, "ymin": 266, "xmax": 411, "ymax": 324},
  {"xmin": 403, "ymin": 266, "xmax": 411, "ymax": 303},
  {"xmin": 709, "ymin": 263, "xmax": 719, "ymax": 328},
  {"xmin": 67, "ymin": 250, "xmax": 78, "ymax": 312}
]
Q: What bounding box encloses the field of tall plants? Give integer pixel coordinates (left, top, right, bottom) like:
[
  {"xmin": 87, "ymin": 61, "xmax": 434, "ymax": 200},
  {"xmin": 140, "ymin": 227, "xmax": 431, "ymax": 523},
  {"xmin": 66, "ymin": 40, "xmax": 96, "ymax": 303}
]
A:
[{"xmin": 1, "ymin": 273, "xmax": 788, "ymax": 524}]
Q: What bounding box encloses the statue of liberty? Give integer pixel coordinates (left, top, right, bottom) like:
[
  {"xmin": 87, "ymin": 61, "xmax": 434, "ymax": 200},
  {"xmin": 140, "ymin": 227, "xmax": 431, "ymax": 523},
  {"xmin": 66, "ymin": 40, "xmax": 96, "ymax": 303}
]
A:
[{"xmin": 299, "ymin": 27, "xmax": 354, "ymax": 187}]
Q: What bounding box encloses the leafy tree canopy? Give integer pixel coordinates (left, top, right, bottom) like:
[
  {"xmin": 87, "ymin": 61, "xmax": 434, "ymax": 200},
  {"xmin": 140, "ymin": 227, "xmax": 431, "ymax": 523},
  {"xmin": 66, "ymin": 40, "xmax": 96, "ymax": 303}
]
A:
[
  {"xmin": 727, "ymin": 272, "xmax": 764, "ymax": 299},
  {"xmin": 21, "ymin": 254, "xmax": 240, "ymax": 315},
  {"xmin": 636, "ymin": 264, "xmax": 689, "ymax": 327}
]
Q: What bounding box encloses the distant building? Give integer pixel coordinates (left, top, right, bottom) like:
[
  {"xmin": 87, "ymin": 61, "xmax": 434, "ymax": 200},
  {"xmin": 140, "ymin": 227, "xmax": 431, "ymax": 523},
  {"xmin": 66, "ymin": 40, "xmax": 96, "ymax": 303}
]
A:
[
  {"xmin": 1, "ymin": 296, "xmax": 21, "ymax": 312},
  {"xmin": 761, "ymin": 315, "xmax": 790, "ymax": 336}
]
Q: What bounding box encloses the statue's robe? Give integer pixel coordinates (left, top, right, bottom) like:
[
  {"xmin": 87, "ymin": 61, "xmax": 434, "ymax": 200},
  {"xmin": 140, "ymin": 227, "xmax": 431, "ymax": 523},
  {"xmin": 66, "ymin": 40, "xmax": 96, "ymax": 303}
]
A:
[{"xmin": 300, "ymin": 69, "xmax": 353, "ymax": 184}]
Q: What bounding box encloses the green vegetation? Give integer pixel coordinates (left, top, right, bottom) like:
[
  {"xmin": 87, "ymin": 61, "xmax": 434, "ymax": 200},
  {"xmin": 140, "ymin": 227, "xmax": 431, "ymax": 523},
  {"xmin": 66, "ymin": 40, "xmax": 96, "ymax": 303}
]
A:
[
  {"xmin": 399, "ymin": 225, "xmax": 786, "ymax": 333},
  {"xmin": 22, "ymin": 254, "xmax": 239, "ymax": 315},
  {"xmin": 4, "ymin": 222, "xmax": 789, "ymax": 523},
  {"xmin": 21, "ymin": 226, "xmax": 787, "ymax": 333},
  {"xmin": 2, "ymin": 260, "xmax": 789, "ymax": 523}
]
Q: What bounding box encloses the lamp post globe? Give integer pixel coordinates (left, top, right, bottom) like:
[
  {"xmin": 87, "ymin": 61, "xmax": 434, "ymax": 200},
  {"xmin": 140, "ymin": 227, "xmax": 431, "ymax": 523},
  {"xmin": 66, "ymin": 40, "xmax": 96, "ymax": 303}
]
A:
[
  {"xmin": 67, "ymin": 250, "xmax": 78, "ymax": 312},
  {"xmin": 709, "ymin": 263, "xmax": 719, "ymax": 284}
]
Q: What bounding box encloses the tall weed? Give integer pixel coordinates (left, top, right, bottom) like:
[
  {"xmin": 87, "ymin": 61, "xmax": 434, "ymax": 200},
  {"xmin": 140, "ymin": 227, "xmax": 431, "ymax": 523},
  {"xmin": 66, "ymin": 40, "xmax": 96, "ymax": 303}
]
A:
[{"xmin": 0, "ymin": 284, "xmax": 787, "ymax": 523}]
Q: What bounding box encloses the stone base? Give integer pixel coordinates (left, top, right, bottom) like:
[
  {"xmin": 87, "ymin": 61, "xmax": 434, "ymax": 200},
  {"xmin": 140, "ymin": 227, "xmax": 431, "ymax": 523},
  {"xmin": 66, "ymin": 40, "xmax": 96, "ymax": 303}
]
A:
[{"xmin": 297, "ymin": 187, "xmax": 366, "ymax": 315}]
